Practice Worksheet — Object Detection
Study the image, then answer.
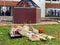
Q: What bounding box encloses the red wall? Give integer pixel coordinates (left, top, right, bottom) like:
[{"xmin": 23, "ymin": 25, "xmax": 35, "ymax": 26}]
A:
[
  {"xmin": 0, "ymin": 1, "xmax": 17, "ymax": 6},
  {"xmin": 46, "ymin": 3, "xmax": 60, "ymax": 8},
  {"xmin": 13, "ymin": 8, "xmax": 40, "ymax": 24}
]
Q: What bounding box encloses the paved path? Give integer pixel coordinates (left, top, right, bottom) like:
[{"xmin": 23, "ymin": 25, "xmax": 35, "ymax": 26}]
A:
[
  {"xmin": 0, "ymin": 17, "xmax": 59, "ymax": 26},
  {"xmin": 0, "ymin": 21, "xmax": 58, "ymax": 26},
  {"xmin": 40, "ymin": 21, "xmax": 58, "ymax": 24}
]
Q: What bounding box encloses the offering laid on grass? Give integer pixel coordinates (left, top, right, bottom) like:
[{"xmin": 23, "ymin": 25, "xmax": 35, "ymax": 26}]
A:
[
  {"xmin": 9, "ymin": 24, "xmax": 55, "ymax": 41},
  {"xmin": 29, "ymin": 34, "xmax": 40, "ymax": 41},
  {"xmin": 39, "ymin": 33, "xmax": 55, "ymax": 40},
  {"xmin": 9, "ymin": 25, "xmax": 22, "ymax": 38}
]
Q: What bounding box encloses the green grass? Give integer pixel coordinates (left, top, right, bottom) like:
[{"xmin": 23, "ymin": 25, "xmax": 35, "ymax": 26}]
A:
[{"xmin": 0, "ymin": 24, "xmax": 60, "ymax": 45}]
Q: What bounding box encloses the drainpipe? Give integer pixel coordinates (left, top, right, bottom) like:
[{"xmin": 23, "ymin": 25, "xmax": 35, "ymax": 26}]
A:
[
  {"xmin": 4, "ymin": 0, "xmax": 6, "ymax": 17},
  {"xmin": 59, "ymin": 0, "xmax": 60, "ymax": 3},
  {"xmin": 3, "ymin": 0, "xmax": 6, "ymax": 21},
  {"xmin": 4, "ymin": 0, "xmax": 5, "ymax": 6},
  {"xmin": 50, "ymin": 0, "xmax": 52, "ymax": 4}
]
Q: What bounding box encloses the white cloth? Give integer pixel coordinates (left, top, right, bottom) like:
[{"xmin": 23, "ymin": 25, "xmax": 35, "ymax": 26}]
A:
[
  {"xmin": 27, "ymin": 31, "xmax": 34, "ymax": 38},
  {"xmin": 22, "ymin": 25, "xmax": 29, "ymax": 31},
  {"xmin": 33, "ymin": 29, "xmax": 38, "ymax": 34}
]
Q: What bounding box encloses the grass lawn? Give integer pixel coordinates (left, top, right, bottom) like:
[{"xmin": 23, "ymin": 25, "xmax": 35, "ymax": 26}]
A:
[{"xmin": 0, "ymin": 24, "xmax": 60, "ymax": 45}]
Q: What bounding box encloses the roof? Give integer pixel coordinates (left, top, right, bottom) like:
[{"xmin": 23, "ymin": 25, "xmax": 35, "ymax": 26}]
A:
[{"xmin": 16, "ymin": 0, "xmax": 39, "ymax": 7}]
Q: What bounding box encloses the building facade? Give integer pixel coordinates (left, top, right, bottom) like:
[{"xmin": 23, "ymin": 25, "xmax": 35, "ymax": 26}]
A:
[
  {"xmin": 0, "ymin": 0, "xmax": 60, "ymax": 22},
  {"xmin": 0, "ymin": 0, "xmax": 41, "ymax": 23},
  {"xmin": 0, "ymin": 1, "xmax": 17, "ymax": 21}
]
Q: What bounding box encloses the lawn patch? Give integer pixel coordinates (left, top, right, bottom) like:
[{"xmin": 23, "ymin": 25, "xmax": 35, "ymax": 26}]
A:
[{"xmin": 0, "ymin": 24, "xmax": 60, "ymax": 45}]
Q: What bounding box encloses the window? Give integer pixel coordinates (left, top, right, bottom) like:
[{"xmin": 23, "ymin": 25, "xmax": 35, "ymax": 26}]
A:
[
  {"xmin": 46, "ymin": 8, "xmax": 60, "ymax": 17},
  {"xmin": 0, "ymin": 6, "xmax": 12, "ymax": 16},
  {"xmin": 52, "ymin": 0, "xmax": 59, "ymax": 1},
  {"xmin": 46, "ymin": 0, "xmax": 59, "ymax": 1}
]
